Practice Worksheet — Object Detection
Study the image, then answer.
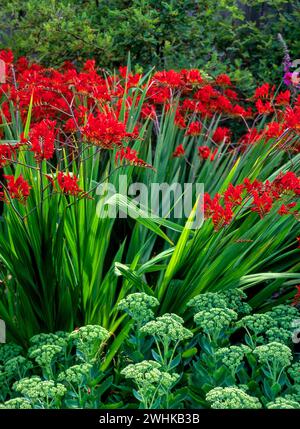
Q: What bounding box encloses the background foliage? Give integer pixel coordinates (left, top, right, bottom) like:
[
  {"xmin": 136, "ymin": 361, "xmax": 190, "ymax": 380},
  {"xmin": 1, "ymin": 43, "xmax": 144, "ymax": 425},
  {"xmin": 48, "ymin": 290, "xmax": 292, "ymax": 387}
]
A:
[{"xmin": 0, "ymin": 0, "xmax": 300, "ymax": 91}]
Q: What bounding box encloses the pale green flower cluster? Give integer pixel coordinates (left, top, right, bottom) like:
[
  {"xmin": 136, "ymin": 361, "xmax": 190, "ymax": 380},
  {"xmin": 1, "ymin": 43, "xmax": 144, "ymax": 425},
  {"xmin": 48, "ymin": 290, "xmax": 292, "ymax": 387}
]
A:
[
  {"xmin": 288, "ymin": 362, "xmax": 300, "ymax": 383},
  {"xmin": 121, "ymin": 360, "xmax": 179, "ymax": 393},
  {"xmin": 194, "ymin": 308, "xmax": 237, "ymax": 334},
  {"xmin": 140, "ymin": 313, "xmax": 193, "ymax": 343},
  {"xmin": 13, "ymin": 376, "xmax": 66, "ymax": 401},
  {"xmin": 266, "ymin": 397, "xmax": 300, "ymax": 409},
  {"xmin": 118, "ymin": 293, "xmax": 159, "ymax": 325},
  {"xmin": 187, "ymin": 292, "xmax": 228, "ymax": 312},
  {"xmin": 215, "ymin": 345, "xmax": 251, "ymax": 372},
  {"xmin": 0, "ymin": 397, "xmax": 32, "ymax": 409},
  {"xmin": 29, "ymin": 332, "xmax": 68, "ymax": 348},
  {"xmin": 0, "ymin": 343, "xmax": 23, "ymax": 364},
  {"xmin": 206, "ymin": 386, "xmax": 262, "ymax": 409},
  {"xmin": 69, "ymin": 325, "xmax": 110, "ymax": 360},
  {"xmin": 29, "ymin": 344, "xmax": 62, "ymax": 368},
  {"xmin": 4, "ymin": 356, "xmax": 33, "ymax": 379},
  {"xmin": 253, "ymin": 342, "xmax": 293, "ymax": 368},
  {"xmin": 222, "ymin": 289, "xmax": 252, "ymax": 315},
  {"xmin": 237, "ymin": 314, "xmax": 274, "ymax": 334},
  {"xmin": 265, "ymin": 327, "xmax": 291, "ymax": 345},
  {"xmin": 267, "ymin": 305, "xmax": 299, "ymax": 330},
  {"xmin": 187, "ymin": 289, "xmax": 251, "ymax": 315},
  {"xmin": 57, "ymin": 363, "xmax": 92, "ymax": 385}
]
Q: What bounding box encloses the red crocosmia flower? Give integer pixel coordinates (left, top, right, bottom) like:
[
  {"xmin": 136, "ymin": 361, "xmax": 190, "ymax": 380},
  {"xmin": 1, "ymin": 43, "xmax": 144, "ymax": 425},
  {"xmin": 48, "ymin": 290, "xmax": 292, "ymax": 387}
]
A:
[
  {"xmin": 141, "ymin": 103, "xmax": 156, "ymax": 120},
  {"xmin": 174, "ymin": 112, "xmax": 186, "ymax": 129},
  {"xmin": 212, "ymin": 126, "xmax": 231, "ymax": 144},
  {"xmin": 239, "ymin": 128, "xmax": 261, "ymax": 146},
  {"xmin": 224, "ymin": 89, "xmax": 238, "ymax": 100},
  {"xmin": 83, "ymin": 59, "xmax": 96, "ymax": 72},
  {"xmin": 82, "ymin": 113, "xmax": 135, "ymax": 149},
  {"xmin": 250, "ymin": 191, "xmax": 273, "ymax": 218},
  {"xmin": 274, "ymin": 171, "xmax": 300, "ymax": 195},
  {"xmin": 153, "ymin": 70, "xmax": 184, "ymax": 88},
  {"xmin": 0, "ymin": 49, "xmax": 14, "ymax": 65},
  {"xmin": 292, "ymin": 285, "xmax": 300, "ymax": 306},
  {"xmin": 264, "ymin": 122, "xmax": 282, "ymax": 140},
  {"xmin": 297, "ymin": 236, "xmax": 300, "ymax": 248},
  {"xmin": 3, "ymin": 174, "xmax": 31, "ymax": 202},
  {"xmin": 254, "ymin": 83, "xmax": 271, "ymax": 99},
  {"xmin": 197, "ymin": 146, "xmax": 210, "ymax": 160},
  {"xmin": 278, "ymin": 202, "xmax": 297, "ymax": 216},
  {"xmin": 211, "ymin": 203, "xmax": 233, "ymax": 230},
  {"xmin": 180, "ymin": 69, "xmax": 203, "ymax": 85},
  {"xmin": 255, "ymin": 99, "xmax": 273, "ymax": 115},
  {"xmin": 0, "ymin": 144, "xmax": 17, "ymax": 166},
  {"xmin": 224, "ymin": 184, "xmax": 244, "ymax": 207},
  {"xmin": 57, "ymin": 172, "xmax": 83, "ymax": 196},
  {"xmin": 173, "ymin": 144, "xmax": 185, "ymax": 158},
  {"xmin": 275, "ymin": 90, "xmax": 291, "ymax": 106},
  {"xmin": 115, "ymin": 147, "xmax": 153, "ymax": 169},
  {"xmin": 284, "ymin": 107, "xmax": 300, "ymax": 131},
  {"xmin": 215, "ymin": 74, "xmax": 232, "ymax": 87},
  {"xmin": 186, "ymin": 121, "xmax": 202, "ymax": 136},
  {"xmin": 29, "ymin": 119, "xmax": 56, "ymax": 161}
]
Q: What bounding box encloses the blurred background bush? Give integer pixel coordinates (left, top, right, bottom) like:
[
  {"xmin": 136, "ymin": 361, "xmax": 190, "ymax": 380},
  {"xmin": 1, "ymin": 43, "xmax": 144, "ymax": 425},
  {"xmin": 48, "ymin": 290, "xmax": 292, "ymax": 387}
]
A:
[{"xmin": 0, "ymin": 0, "xmax": 299, "ymax": 91}]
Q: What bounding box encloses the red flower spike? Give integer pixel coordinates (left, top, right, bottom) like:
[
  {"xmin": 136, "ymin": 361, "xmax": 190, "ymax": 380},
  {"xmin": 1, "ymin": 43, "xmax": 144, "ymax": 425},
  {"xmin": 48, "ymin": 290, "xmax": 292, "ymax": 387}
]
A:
[{"xmin": 2, "ymin": 174, "xmax": 31, "ymax": 203}]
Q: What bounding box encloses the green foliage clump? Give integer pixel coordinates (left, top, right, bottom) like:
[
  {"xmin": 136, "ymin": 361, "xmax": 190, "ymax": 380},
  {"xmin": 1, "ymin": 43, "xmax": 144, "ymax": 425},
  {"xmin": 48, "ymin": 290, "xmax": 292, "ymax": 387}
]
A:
[
  {"xmin": 0, "ymin": 291, "xmax": 299, "ymax": 409},
  {"xmin": 206, "ymin": 386, "xmax": 262, "ymax": 409}
]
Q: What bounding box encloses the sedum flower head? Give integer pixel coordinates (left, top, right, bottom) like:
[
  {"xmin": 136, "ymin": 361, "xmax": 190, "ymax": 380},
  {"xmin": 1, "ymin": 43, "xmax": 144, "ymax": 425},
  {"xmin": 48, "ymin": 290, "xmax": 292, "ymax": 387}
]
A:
[
  {"xmin": 187, "ymin": 292, "xmax": 228, "ymax": 312},
  {"xmin": 206, "ymin": 386, "xmax": 262, "ymax": 409},
  {"xmin": 253, "ymin": 342, "xmax": 293, "ymax": 368},
  {"xmin": 4, "ymin": 356, "xmax": 33, "ymax": 378},
  {"xmin": 0, "ymin": 343, "xmax": 23, "ymax": 364},
  {"xmin": 29, "ymin": 332, "xmax": 68, "ymax": 348},
  {"xmin": 0, "ymin": 397, "xmax": 32, "ymax": 409},
  {"xmin": 221, "ymin": 289, "xmax": 252, "ymax": 315},
  {"xmin": 215, "ymin": 345, "xmax": 251, "ymax": 372},
  {"xmin": 118, "ymin": 293, "xmax": 159, "ymax": 325},
  {"xmin": 237, "ymin": 314, "xmax": 274, "ymax": 334},
  {"xmin": 121, "ymin": 360, "xmax": 179, "ymax": 391},
  {"xmin": 194, "ymin": 307, "xmax": 237, "ymax": 334},
  {"xmin": 69, "ymin": 325, "xmax": 110, "ymax": 360},
  {"xmin": 140, "ymin": 313, "xmax": 193, "ymax": 343},
  {"xmin": 29, "ymin": 344, "xmax": 62, "ymax": 368},
  {"xmin": 265, "ymin": 327, "xmax": 291, "ymax": 345},
  {"xmin": 288, "ymin": 362, "xmax": 300, "ymax": 383},
  {"xmin": 267, "ymin": 397, "xmax": 300, "ymax": 409},
  {"xmin": 57, "ymin": 363, "xmax": 92, "ymax": 386},
  {"xmin": 13, "ymin": 376, "xmax": 66, "ymax": 401},
  {"xmin": 267, "ymin": 305, "xmax": 299, "ymax": 330}
]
